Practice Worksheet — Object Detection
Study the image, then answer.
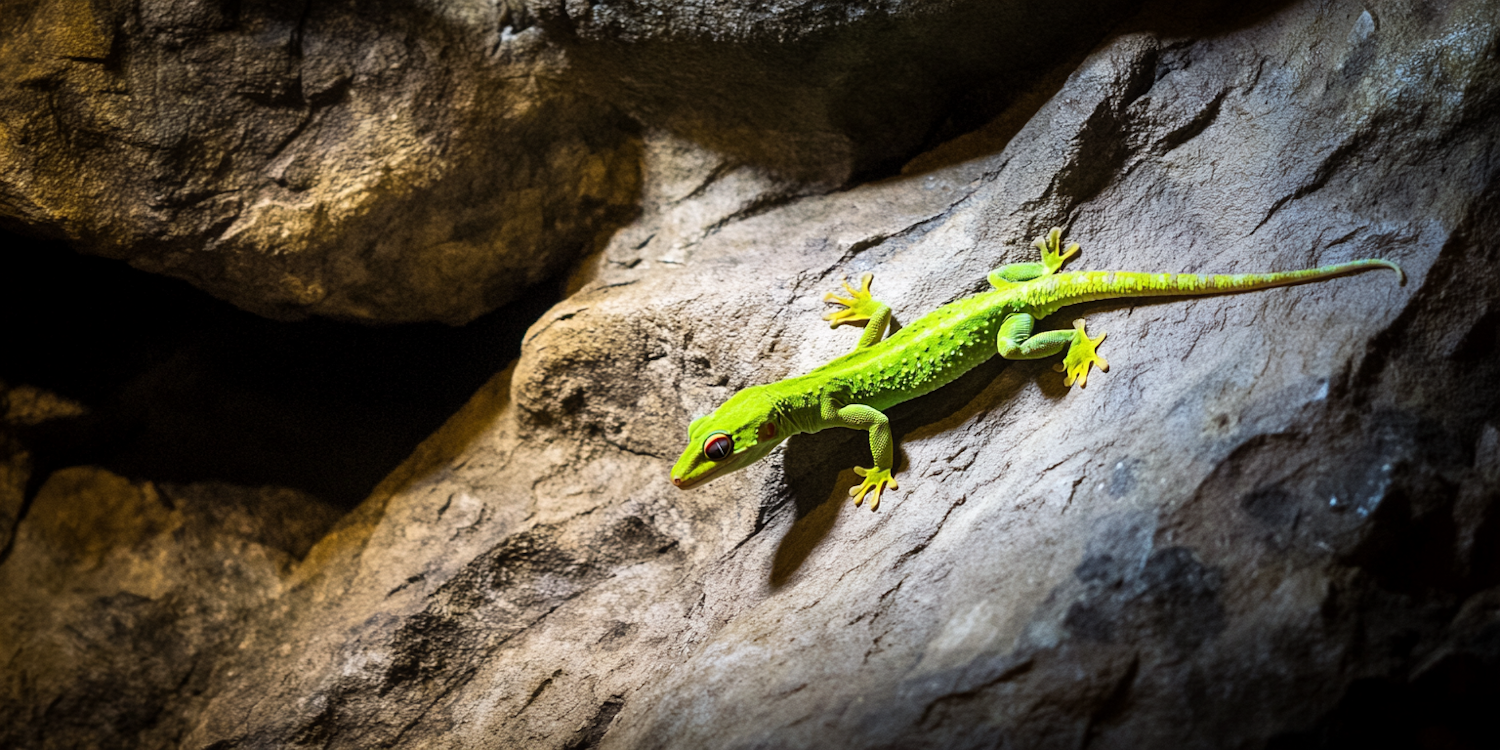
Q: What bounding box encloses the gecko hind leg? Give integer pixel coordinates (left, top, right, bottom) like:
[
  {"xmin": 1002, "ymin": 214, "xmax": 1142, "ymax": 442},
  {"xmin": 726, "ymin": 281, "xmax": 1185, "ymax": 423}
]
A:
[
  {"xmin": 1055, "ymin": 319, "xmax": 1108, "ymax": 387},
  {"xmin": 987, "ymin": 227, "xmax": 1080, "ymax": 287},
  {"xmin": 1033, "ymin": 227, "xmax": 1081, "ymax": 274},
  {"xmin": 997, "ymin": 314, "xmax": 1109, "ymax": 388},
  {"xmin": 988, "ymin": 262, "xmax": 1048, "ymax": 286}
]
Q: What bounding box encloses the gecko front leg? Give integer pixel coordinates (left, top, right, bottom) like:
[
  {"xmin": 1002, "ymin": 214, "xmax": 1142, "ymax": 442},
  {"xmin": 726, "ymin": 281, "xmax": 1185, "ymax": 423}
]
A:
[
  {"xmin": 823, "ymin": 273, "xmax": 893, "ymax": 351},
  {"xmin": 838, "ymin": 404, "xmax": 897, "ymax": 510},
  {"xmin": 818, "ymin": 392, "xmax": 898, "ymax": 511}
]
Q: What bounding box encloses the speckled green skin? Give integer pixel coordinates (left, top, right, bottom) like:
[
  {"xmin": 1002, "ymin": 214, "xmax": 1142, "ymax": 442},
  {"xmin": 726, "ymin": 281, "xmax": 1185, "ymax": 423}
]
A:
[{"xmin": 670, "ymin": 229, "xmax": 1403, "ymax": 510}]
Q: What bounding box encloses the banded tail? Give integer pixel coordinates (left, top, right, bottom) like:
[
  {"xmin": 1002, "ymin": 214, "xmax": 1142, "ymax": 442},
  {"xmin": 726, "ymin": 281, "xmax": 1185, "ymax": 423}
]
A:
[{"xmin": 1026, "ymin": 259, "xmax": 1404, "ymax": 317}]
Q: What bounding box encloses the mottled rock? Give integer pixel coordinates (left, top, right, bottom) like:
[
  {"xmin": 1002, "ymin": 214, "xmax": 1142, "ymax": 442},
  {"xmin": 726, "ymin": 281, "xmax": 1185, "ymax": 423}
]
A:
[
  {"xmin": 0, "ymin": 381, "xmax": 88, "ymax": 557},
  {"xmin": 0, "ymin": 434, "xmax": 26, "ymax": 555},
  {"xmin": 3, "ymin": 0, "xmax": 1500, "ymax": 748},
  {"xmin": 0, "ymin": 0, "xmax": 640, "ymax": 323},
  {"xmin": 0, "ymin": 468, "xmax": 339, "ymax": 750}
]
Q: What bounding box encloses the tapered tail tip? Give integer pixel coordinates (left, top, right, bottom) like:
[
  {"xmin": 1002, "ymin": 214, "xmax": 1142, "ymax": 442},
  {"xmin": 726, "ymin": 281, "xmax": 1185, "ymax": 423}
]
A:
[
  {"xmin": 1363, "ymin": 258, "xmax": 1405, "ymax": 285},
  {"xmin": 1384, "ymin": 260, "xmax": 1407, "ymax": 286}
]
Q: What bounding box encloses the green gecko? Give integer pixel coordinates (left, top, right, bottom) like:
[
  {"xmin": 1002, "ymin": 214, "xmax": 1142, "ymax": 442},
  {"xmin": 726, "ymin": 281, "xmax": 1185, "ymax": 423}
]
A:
[{"xmin": 669, "ymin": 228, "xmax": 1402, "ymax": 510}]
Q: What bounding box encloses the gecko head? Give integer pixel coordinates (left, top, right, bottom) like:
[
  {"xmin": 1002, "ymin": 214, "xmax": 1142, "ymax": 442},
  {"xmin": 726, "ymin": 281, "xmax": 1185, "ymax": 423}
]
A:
[{"xmin": 670, "ymin": 387, "xmax": 789, "ymax": 490}]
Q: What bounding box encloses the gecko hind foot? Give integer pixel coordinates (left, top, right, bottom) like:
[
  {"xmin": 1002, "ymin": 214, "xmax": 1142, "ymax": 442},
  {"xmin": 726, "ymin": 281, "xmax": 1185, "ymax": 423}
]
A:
[
  {"xmin": 1033, "ymin": 227, "xmax": 1081, "ymax": 274},
  {"xmin": 850, "ymin": 466, "xmax": 898, "ymax": 511},
  {"xmin": 1053, "ymin": 318, "xmax": 1109, "ymax": 388}
]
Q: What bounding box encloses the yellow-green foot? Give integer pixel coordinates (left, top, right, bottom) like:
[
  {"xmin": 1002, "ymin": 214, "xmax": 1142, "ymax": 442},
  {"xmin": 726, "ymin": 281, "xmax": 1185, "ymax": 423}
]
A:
[
  {"xmin": 1033, "ymin": 227, "xmax": 1081, "ymax": 274},
  {"xmin": 823, "ymin": 273, "xmax": 880, "ymax": 328},
  {"xmin": 1054, "ymin": 318, "xmax": 1108, "ymax": 388},
  {"xmin": 850, "ymin": 466, "xmax": 898, "ymax": 511}
]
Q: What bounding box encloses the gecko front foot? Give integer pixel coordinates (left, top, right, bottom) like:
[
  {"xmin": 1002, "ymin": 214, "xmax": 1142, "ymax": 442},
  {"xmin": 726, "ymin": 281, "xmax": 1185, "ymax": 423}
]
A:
[
  {"xmin": 850, "ymin": 466, "xmax": 898, "ymax": 511},
  {"xmin": 823, "ymin": 273, "xmax": 880, "ymax": 328},
  {"xmin": 1053, "ymin": 318, "xmax": 1109, "ymax": 388}
]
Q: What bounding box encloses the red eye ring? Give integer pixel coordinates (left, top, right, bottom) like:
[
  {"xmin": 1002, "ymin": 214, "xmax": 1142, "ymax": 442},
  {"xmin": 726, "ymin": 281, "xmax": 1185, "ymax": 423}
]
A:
[{"xmin": 703, "ymin": 431, "xmax": 734, "ymax": 460}]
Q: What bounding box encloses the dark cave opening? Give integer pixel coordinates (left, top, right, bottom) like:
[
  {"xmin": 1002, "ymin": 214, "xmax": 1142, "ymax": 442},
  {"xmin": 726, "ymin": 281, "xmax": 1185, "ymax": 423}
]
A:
[{"xmin": 1, "ymin": 229, "xmax": 560, "ymax": 513}]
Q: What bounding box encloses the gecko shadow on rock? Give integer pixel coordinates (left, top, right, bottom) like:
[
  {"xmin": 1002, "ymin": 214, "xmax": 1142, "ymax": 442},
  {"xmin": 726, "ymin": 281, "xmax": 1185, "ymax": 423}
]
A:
[{"xmin": 770, "ymin": 429, "xmax": 871, "ymax": 587}]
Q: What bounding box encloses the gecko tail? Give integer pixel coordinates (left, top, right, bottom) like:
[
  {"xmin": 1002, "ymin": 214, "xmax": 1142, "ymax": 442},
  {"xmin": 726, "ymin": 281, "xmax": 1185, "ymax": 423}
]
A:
[
  {"xmin": 1036, "ymin": 258, "xmax": 1404, "ymax": 312},
  {"xmin": 1173, "ymin": 257, "xmax": 1405, "ymax": 292},
  {"xmin": 1379, "ymin": 259, "xmax": 1406, "ymax": 285}
]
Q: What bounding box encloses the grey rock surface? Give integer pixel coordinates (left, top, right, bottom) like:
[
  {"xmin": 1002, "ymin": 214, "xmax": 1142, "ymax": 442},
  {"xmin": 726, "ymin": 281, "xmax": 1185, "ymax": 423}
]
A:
[
  {"xmin": 4, "ymin": 0, "xmax": 1500, "ymax": 748},
  {"xmin": 523, "ymin": 0, "xmax": 1139, "ymax": 184}
]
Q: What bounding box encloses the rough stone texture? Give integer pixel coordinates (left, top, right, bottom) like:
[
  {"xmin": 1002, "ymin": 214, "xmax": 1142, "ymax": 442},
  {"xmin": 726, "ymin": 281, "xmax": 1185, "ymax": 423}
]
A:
[
  {"xmin": 4, "ymin": 0, "xmax": 1500, "ymax": 748},
  {"xmin": 0, "ymin": 381, "xmax": 88, "ymax": 554},
  {"xmin": 0, "ymin": 466, "xmax": 341, "ymax": 750},
  {"xmin": 0, "ymin": 0, "xmax": 642, "ymax": 323},
  {"xmin": 524, "ymin": 0, "xmax": 1139, "ymax": 184}
]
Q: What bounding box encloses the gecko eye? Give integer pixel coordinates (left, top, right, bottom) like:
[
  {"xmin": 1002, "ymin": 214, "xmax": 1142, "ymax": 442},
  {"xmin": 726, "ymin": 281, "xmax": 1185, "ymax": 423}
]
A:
[{"xmin": 703, "ymin": 431, "xmax": 734, "ymax": 461}]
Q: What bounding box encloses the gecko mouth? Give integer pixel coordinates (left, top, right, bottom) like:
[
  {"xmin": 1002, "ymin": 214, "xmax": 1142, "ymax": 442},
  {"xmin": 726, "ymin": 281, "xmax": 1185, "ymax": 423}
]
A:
[
  {"xmin": 670, "ymin": 453, "xmax": 747, "ymax": 489},
  {"xmin": 670, "ymin": 466, "xmax": 720, "ymax": 490}
]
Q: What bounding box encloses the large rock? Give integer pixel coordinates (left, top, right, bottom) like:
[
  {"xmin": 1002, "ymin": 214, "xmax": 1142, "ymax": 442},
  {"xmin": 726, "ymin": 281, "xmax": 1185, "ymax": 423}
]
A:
[
  {"xmin": 0, "ymin": 0, "xmax": 640, "ymax": 323},
  {"xmin": 523, "ymin": 0, "xmax": 1140, "ymax": 184},
  {"xmin": 0, "ymin": 0, "xmax": 1139, "ymax": 323},
  {"xmin": 0, "ymin": 467, "xmax": 341, "ymax": 750},
  {"xmin": 3, "ymin": 0, "xmax": 1500, "ymax": 747}
]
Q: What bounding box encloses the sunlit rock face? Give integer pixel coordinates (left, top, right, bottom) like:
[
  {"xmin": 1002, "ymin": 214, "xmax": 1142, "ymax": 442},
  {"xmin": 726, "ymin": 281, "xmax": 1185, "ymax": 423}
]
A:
[
  {"xmin": 3, "ymin": 0, "xmax": 1500, "ymax": 748},
  {"xmin": 0, "ymin": 0, "xmax": 641, "ymax": 323}
]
